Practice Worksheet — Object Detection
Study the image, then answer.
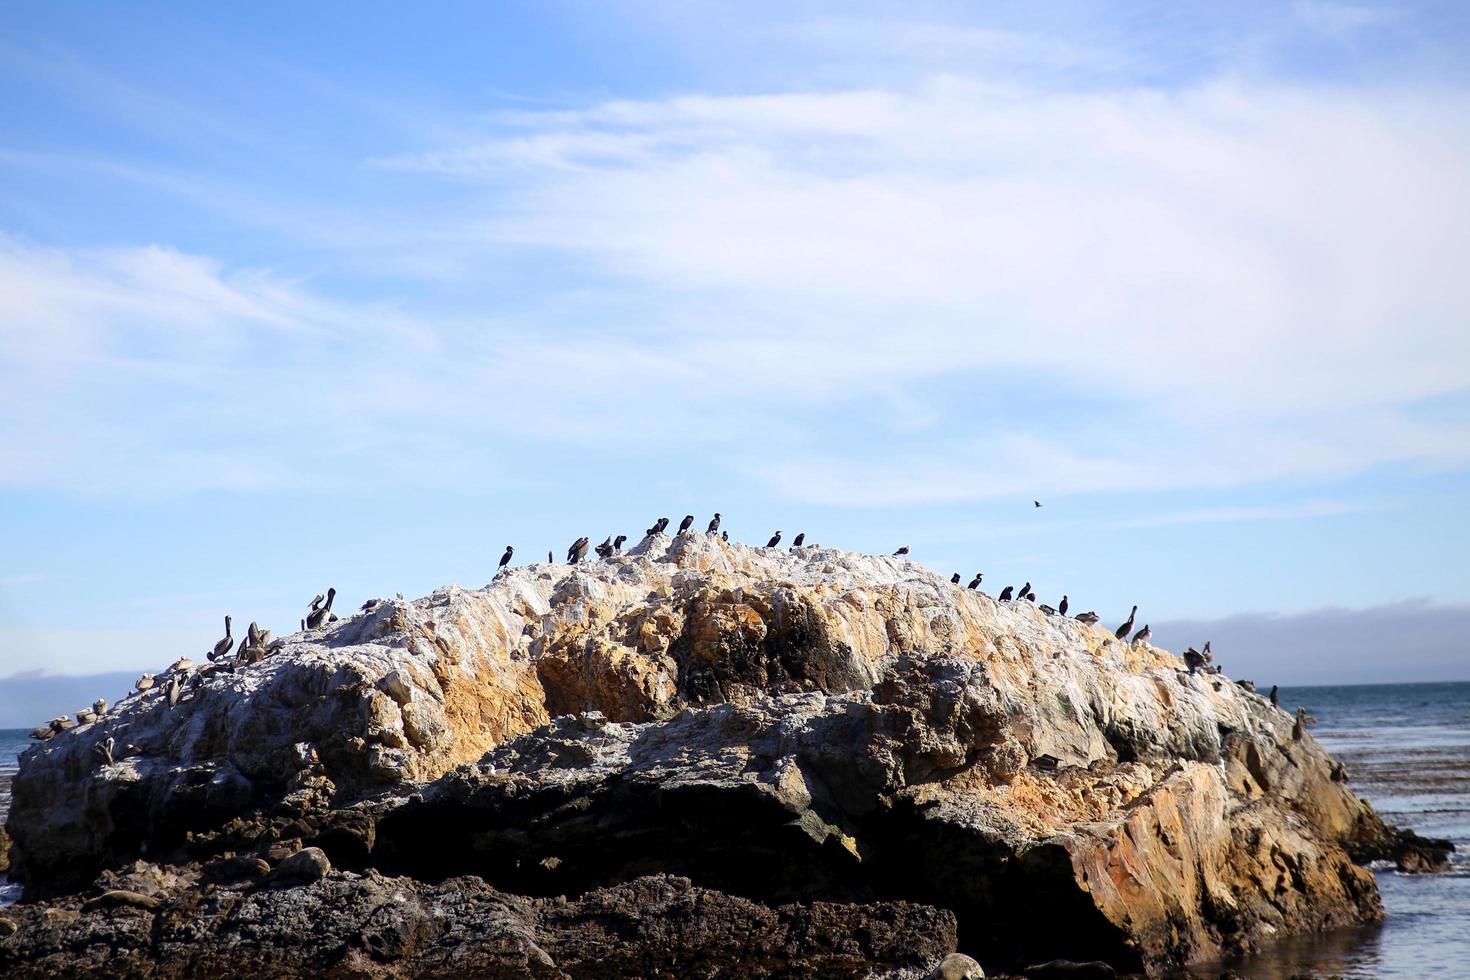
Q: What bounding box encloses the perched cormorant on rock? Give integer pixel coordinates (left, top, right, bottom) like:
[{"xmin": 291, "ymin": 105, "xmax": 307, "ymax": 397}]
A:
[
  {"xmin": 498, "ymin": 545, "xmax": 514, "ymax": 570},
  {"xmin": 721, "ymin": 531, "xmax": 728, "ymax": 542},
  {"xmin": 1025, "ymin": 592, "xmax": 1037, "ymax": 602},
  {"xmin": 1292, "ymin": 706, "xmax": 1316, "ymax": 741},
  {"xmin": 1058, "ymin": 595, "xmax": 1069, "ymax": 615},
  {"xmin": 766, "ymin": 531, "xmax": 782, "ymax": 548},
  {"xmin": 209, "ymin": 616, "xmax": 234, "ymax": 662},
  {"xmin": 300, "ymin": 618, "xmax": 306, "ymax": 632},
  {"xmin": 613, "ymin": 534, "xmax": 627, "ymax": 554},
  {"xmin": 566, "ymin": 537, "xmax": 590, "ymax": 563},
  {"xmin": 1132, "ymin": 624, "xmax": 1152, "ymax": 647},
  {"xmin": 1039, "ymin": 604, "xmax": 1057, "ymax": 615},
  {"xmin": 678, "ymin": 515, "xmax": 695, "ymax": 534},
  {"xmin": 707, "ymin": 513, "xmax": 722, "ymax": 533},
  {"xmin": 547, "ymin": 551, "xmax": 553, "ymax": 564},
  {"xmin": 968, "ymin": 573, "xmax": 983, "ymax": 589},
  {"xmin": 595, "ymin": 536, "xmax": 614, "ymax": 558},
  {"xmin": 894, "ymin": 545, "xmax": 910, "ymax": 556},
  {"xmin": 1018, "ymin": 582, "xmax": 1031, "ymax": 600},
  {"xmin": 1115, "ymin": 606, "xmax": 1137, "ymax": 640},
  {"xmin": 1075, "ymin": 610, "xmax": 1100, "ymax": 624},
  {"xmin": 1237, "ymin": 679, "xmax": 1256, "ymax": 693},
  {"xmin": 951, "ymin": 573, "xmax": 962, "ymax": 583},
  {"xmin": 307, "ymin": 589, "xmax": 337, "ymax": 629},
  {"xmin": 792, "ymin": 532, "xmax": 805, "ymax": 547},
  {"xmin": 646, "ymin": 517, "xmax": 669, "ymax": 536},
  {"xmin": 998, "ymin": 586, "xmax": 1014, "ymax": 601},
  {"xmin": 1270, "ymin": 685, "xmax": 1280, "ymax": 707}
]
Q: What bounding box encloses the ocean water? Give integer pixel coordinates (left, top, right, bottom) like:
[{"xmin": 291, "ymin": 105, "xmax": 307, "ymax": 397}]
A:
[
  {"xmin": 1, "ymin": 726, "xmax": 24, "ymax": 906},
  {"xmin": 0, "ymin": 684, "xmax": 1466, "ymax": 971}
]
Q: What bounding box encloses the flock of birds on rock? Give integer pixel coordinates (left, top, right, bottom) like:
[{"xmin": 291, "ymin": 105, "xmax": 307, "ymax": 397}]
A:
[{"xmin": 29, "ymin": 506, "xmax": 1292, "ymax": 750}]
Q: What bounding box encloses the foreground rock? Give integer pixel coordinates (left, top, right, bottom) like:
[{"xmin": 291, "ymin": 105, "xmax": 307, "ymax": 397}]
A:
[
  {"xmin": 3, "ymin": 532, "xmax": 1446, "ymax": 975},
  {"xmin": 0, "ymin": 869, "xmax": 954, "ymax": 979}
]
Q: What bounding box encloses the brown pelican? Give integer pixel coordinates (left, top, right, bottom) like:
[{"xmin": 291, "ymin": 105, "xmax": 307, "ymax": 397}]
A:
[
  {"xmin": 1075, "ymin": 611, "xmax": 1100, "ymax": 625},
  {"xmin": 678, "ymin": 515, "xmax": 695, "ymax": 534},
  {"xmin": 308, "ymin": 593, "xmax": 324, "ymax": 611},
  {"xmin": 91, "ymin": 737, "xmax": 115, "ymax": 766},
  {"xmin": 1058, "ymin": 595, "xmax": 1069, "ymax": 615},
  {"xmin": 569, "ymin": 537, "xmax": 590, "ymax": 563},
  {"xmin": 1039, "ymin": 604, "xmax": 1057, "ymax": 615},
  {"xmin": 92, "ymin": 698, "xmax": 107, "ymax": 717},
  {"xmin": 247, "ymin": 621, "xmax": 262, "ymax": 647},
  {"xmin": 29, "ymin": 725, "xmax": 54, "ymax": 741},
  {"xmin": 1114, "ymin": 606, "xmax": 1137, "ymax": 640},
  {"xmin": 707, "ymin": 513, "xmax": 722, "ymax": 533},
  {"xmin": 134, "ymin": 673, "xmax": 156, "ymax": 692},
  {"xmin": 1131, "ymin": 624, "xmax": 1152, "ymax": 647},
  {"xmin": 306, "ymin": 588, "xmax": 336, "ymax": 629},
  {"xmin": 894, "ymin": 545, "xmax": 910, "ymax": 556},
  {"xmin": 1237, "ymin": 679, "xmax": 1256, "ymax": 693},
  {"xmin": 498, "ymin": 546, "xmax": 514, "ymax": 570},
  {"xmin": 1184, "ymin": 648, "xmax": 1206, "ymax": 672},
  {"xmin": 766, "ymin": 531, "xmax": 782, "ymax": 548},
  {"xmin": 209, "ymin": 616, "xmax": 234, "ymax": 661}
]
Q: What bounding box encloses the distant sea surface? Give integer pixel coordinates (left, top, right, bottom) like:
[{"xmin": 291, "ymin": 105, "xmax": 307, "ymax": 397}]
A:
[{"xmin": 2, "ymin": 683, "xmax": 1467, "ymax": 972}]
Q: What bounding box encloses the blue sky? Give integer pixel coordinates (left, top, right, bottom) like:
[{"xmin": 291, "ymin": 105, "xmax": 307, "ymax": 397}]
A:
[{"xmin": 1, "ymin": 0, "xmax": 1468, "ymax": 690}]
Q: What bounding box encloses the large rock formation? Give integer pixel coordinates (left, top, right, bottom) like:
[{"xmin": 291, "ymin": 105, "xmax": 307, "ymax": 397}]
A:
[{"xmin": 1, "ymin": 532, "xmax": 1447, "ymax": 976}]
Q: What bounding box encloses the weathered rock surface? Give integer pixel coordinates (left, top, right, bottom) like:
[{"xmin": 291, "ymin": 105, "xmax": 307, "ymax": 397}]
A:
[
  {"xmin": 3, "ymin": 531, "xmax": 1442, "ymax": 975},
  {"xmin": 0, "ymin": 867, "xmax": 954, "ymax": 979}
]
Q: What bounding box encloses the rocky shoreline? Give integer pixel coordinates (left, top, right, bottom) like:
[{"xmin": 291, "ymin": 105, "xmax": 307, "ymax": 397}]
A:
[{"xmin": 0, "ymin": 532, "xmax": 1451, "ymax": 977}]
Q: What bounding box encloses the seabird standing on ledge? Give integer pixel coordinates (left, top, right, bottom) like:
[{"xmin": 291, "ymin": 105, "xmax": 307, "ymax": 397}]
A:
[
  {"xmin": 1270, "ymin": 685, "xmax": 1280, "ymax": 707},
  {"xmin": 721, "ymin": 531, "xmax": 728, "ymax": 542},
  {"xmin": 707, "ymin": 513, "xmax": 722, "ymax": 533},
  {"xmin": 1018, "ymin": 582, "xmax": 1031, "ymax": 600},
  {"xmin": 307, "ymin": 588, "xmax": 337, "ymax": 629},
  {"xmin": 678, "ymin": 515, "xmax": 695, "ymax": 534},
  {"xmin": 547, "ymin": 551, "xmax": 553, "ymax": 564},
  {"xmin": 792, "ymin": 533, "xmax": 805, "ymax": 547},
  {"xmin": 1132, "ymin": 624, "xmax": 1152, "ymax": 647},
  {"xmin": 595, "ymin": 536, "xmax": 614, "ymax": 558},
  {"xmin": 1058, "ymin": 595, "xmax": 1069, "ymax": 616},
  {"xmin": 647, "ymin": 517, "xmax": 670, "ymax": 536},
  {"xmin": 1114, "ymin": 606, "xmax": 1137, "ymax": 640},
  {"xmin": 894, "ymin": 545, "xmax": 910, "ymax": 556},
  {"xmin": 998, "ymin": 586, "xmax": 1014, "ymax": 601},
  {"xmin": 1184, "ymin": 648, "xmax": 1206, "ymax": 672},
  {"xmin": 1039, "ymin": 604, "xmax": 1056, "ymax": 615},
  {"xmin": 567, "ymin": 537, "xmax": 590, "ymax": 563},
  {"xmin": 951, "ymin": 573, "xmax": 962, "ymax": 583},
  {"xmin": 968, "ymin": 574, "xmax": 983, "ymax": 589},
  {"xmin": 498, "ymin": 546, "xmax": 514, "ymax": 570},
  {"xmin": 613, "ymin": 534, "xmax": 627, "ymax": 554},
  {"xmin": 1075, "ymin": 611, "xmax": 1099, "ymax": 624},
  {"xmin": 209, "ymin": 616, "xmax": 234, "ymax": 662},
  {"xmin": 766, "ymin": 531, "xmax": 782, "ymax": 548}
]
